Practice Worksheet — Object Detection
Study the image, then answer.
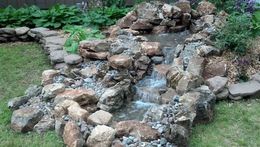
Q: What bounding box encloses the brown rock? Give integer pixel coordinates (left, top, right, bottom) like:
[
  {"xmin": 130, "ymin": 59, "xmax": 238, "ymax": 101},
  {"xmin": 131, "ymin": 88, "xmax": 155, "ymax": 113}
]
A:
[
  {"xmin": 41, "ymin": 69, "xmax": 59, "ymax": 86},
  {"xmin": 115, "ymin": 120, "xmax": 159, "ymax": 141},
  {"xmin": 63, "ymin": 121, "xmax": 84, "ymax": 147},
  {"xmin": 203, "ymin": 61, "xmax": 227, "ymax": 79},
  {"xmin": 79, "ymin": 49, "xmax": 109, "ymax": 60},
  {"xmin": 54, "ymin": 100, "xmax": 78, "ymax": 118},
  {"xmin": 86, "ymin": 125, "xmax": 116, "ymax": 147},
  {"xmin": 186, "ymin": 56, "xmax": 205, "ymax": 76},
  {"xmin": 80, "ymin": 40, "xmax": 110, "ymax": 52},
  {"xmin": 54, "ymin": 88, "xmax": 97, "ymax": 106},
  {"xmin": 154, "ymin": 64, "xmax": 171, "ymax": 77},
  {"xmin": 118, "ymin": 11, "xmax": 137, "ymax": 28},
  {"xmin": 68, "ymin": 103, "xmax": 90, "ymax": 121},
  {"xmin": 166, "ymin": 67, "xmax": 184, "ymax": 89},
  {"xmin": 152, "ymin": 26, "xmax": 168, "ymax": 34},
  {"xmin": 87, "ymin": 110, "xmax": 113, "ymax": 125},
  {"xmin": 109, "ymin": 55, "xmax": 133, "ymax": 69},
  {"xmin": 161, "ymin": 88, "xmax": 177, "ymax": 104},
  {"xmin": 141, "ymin": 42, "xmax": 162, "ymax": 56},
  {"xmin": 176, "ymin": 73, "xmax": 204, "ymax": 95},
  {"xmin": 130, "ymin": 19, "xmax": 153, "ymax": 30}
]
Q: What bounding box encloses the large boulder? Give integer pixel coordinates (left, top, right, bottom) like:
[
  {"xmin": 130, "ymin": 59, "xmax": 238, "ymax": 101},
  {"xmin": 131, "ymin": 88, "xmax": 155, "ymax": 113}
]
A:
[
  {"xmin": 176, "ymin": 73, "xmax": 204, "ymax": 95},
  {"xmin": 87, "ymin": 110, "xmax": 113, "ymax": 125},
  {"xmin": 228, "ymin": 81, "xmax": 260, "ymax": 98},
  {"xmin": 86, "ymin": 125, "xmax": 116, "ymax": 147},
  {"xmin": 63, "ymin": 121, "xmax": 84, "ymax": 147},
  {"xmin": 186, "ymin": 56, "xmax": 205, "ymax": 76},
  {"xmin": 115, "ymin": 120, "xmax": 159, "ymax": 141},
  {"xmin": 49, "ymin": 50, "xmax": 67, "ymax": 63},
  {"xmin": 98, "ymin": 80, "xmax": 131, "ymax": 112},
  {"xmin": 206, "ymin": 76, "xmax": 228, "ymax": 94},
  {"xmin": 203, "ymin": 61, "xmax": 227, "ymax": 79},
  {"xmin": 15, "ymin": 27, "xmax": 30, "ymax": 36},
  {"xmin": 180, "ymin": 85, "xmax": 216, "ymax": 124},
  {"xmin": 54, "ymin": 88, "xmax": 97, "ymax": 106},
  {"xmin": 54, "ymin": 100, "xmax": 78, "ymax": 118},
  {"xmin": 11, "ymin": 107, "xmax": 44, "ymax": 133}
]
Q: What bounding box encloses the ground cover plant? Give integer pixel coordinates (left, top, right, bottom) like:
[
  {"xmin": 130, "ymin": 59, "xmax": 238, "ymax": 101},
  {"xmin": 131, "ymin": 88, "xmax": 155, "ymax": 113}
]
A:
[{"xmin": 0, "ymin": 42, "xmax": 63, "ymax": 147}]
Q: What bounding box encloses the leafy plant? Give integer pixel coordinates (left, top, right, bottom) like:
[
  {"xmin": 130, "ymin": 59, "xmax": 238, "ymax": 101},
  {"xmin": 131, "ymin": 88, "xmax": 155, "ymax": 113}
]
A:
[
  {"xmin": 33, "ymin": 5, "xmax": 82, "ymax": 29},
  {"xmin": 214, "ymin": 12, "xmax": 254, "ymax": 54},
  {"xmin": 83, "ymin": 6, "xmax": 130, "ymax": 28},
  {"xmin": 64, "ymin": 25, "xmax": 105, "ymax": 53},
  {"xmin": 0, "ymin": 6, "xmax": 40, "ymax": 27},
  {"xmin": 252, "ymin": 10, "xmax": 260, "ymax": 36}
]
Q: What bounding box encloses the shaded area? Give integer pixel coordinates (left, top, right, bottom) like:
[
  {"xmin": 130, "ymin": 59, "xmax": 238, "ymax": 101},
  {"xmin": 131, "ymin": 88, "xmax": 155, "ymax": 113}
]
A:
[{"xmin": 0, "ymin": 42, "xmax": 63, "ymax": 146}]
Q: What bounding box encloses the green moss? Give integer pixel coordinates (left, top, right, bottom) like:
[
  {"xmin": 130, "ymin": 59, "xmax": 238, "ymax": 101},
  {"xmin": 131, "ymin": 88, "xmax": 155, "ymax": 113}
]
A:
[
  {"xmin": 190, "ymin": 99, "xmax": 260, "ymax": 147},
  {"xmin": 0, "ymin": 42, "xmax": 63, "ymax": 147}
]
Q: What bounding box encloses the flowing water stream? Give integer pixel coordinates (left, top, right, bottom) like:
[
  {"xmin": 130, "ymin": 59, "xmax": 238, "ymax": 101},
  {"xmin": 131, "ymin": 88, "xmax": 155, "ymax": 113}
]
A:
[{"xmin": 113, "ymin": 31, "xmax": 191, "ymax": 121}]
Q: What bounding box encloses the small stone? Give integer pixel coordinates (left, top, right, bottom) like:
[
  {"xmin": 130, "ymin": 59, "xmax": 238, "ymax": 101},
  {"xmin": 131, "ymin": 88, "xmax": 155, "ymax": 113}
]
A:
[
  {"xmin": 15, "ymin": 27, "xmax": 30, "ymax": 35},
  {"xmin": 64, "ymin": 54, "xmax": 82, "ymax": 65},
  {"xmin": 25, "ymin": 85, "xmax": 42, "ymax": 98},
  {"xmin": 87, "ymin": 110, "xmax": 113, "ymax": 125},
  {"xmin": 34, "ymin": 116, "xmax": 55, "ymax": 134},
  {"xmin": 42, "ymin": 83, "xmax": 65, "ymax": 100},
  {"xmin": 54, "ymin": 100, "xmax": 79, "ymax": 118},
  {"xmin": 141, "ymin": 42, "xmax": 162, "ymax": 56},
  {"xmin": 50, "ymin": 50, "xmax": 67, "ymax": 63},
  {"xmin": 41, "ymin": 69, "xmax": 59, "ymax": 86},
  {"xmin": 8, "ymin": 96, "xmax": 30, "ymax": 110},
  {"xmin": 63, "ymin": 121, "xmax": 84, "ymax": 147},
  {"xmin": 216, "ymin": 88, "xmax": 229, "ymax": 100},
  {"xmin": 11, "ymin": 107, "xmax": 44, "ymax": 133},
  {"xmin": 86, "ymin": 125, "xmax": 116, "ymax": 147},
  {"xmin": 109, "ymin": 55, "xmax": 133, "ymax": 69},
  {"xmin": 206, "ymin": 76, "xmax": 228, "ymax": 94}
]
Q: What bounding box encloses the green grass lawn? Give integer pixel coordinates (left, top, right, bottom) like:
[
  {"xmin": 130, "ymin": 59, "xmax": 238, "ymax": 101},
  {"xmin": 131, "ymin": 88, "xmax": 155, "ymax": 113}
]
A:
[
  {"xmin": 190, "ymin": 99, "xmax": 260, "ymax": 147},
  {"xmin": 0, "ymin": 42, "xmax": 63, "ymax": 147},
  {"xmin": 0, "ymin": 42, "xmax": 259, "ymax": 147}
]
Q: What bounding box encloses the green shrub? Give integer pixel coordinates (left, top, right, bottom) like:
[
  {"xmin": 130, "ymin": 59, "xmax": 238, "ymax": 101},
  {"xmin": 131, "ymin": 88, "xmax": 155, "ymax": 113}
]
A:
[
  {"xmin": 83, "ymin": 6, "xmax": 130, "ymax": 28},
  {"xmin": 214, "ymin": 12, "xmax": 254, "ymax": 54},
  {"xmin": 252, "ymin": 10, "xmax": 260, "ymax": 36},
  {"xmin": 64, "ymin": 25, "xmax": 105, "ymax": 53},
  {"xmin": 32, "ymin": 5, "xmax": 82, "ymax": 29},
  {"xmin": 0, "ymin": 6, "xmax": 40, "ymax": 27}
]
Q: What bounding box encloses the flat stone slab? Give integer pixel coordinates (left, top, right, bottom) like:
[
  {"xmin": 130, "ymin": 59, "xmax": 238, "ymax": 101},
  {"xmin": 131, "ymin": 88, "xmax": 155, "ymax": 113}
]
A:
[
  {"xmin": 43, "ymin": 36, "xmax": 66, "ymax": 46},
  {"xmin": 228, "ymin": 81, "xmax": 260, "ymax": 97}
]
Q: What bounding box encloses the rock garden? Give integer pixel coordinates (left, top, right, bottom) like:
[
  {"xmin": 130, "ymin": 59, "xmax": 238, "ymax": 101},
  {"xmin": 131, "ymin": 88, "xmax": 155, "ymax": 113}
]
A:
[{"xmin": 0, "ymin": 0, "xmax": 259, "ymax": 147}]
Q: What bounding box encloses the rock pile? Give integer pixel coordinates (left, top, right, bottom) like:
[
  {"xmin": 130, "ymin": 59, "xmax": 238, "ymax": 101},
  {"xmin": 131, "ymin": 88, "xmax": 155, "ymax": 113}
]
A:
[
  {"xmin": 0, "ymin": 27, "xmax": 82, "ymax": 69},
  {"xmin": 5, "ymin": 1, "xmax": 259, "ymax": 147}
]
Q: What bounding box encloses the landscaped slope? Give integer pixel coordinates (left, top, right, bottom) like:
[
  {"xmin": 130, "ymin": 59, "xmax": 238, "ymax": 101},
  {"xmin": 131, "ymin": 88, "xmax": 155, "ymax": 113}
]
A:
[{"xmin": 0, "ymin": 42, "xmax": 63, "ymax": 147}]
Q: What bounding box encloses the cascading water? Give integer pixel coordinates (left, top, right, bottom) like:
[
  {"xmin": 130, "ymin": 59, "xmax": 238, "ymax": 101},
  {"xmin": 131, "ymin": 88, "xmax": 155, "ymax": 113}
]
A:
[{"xmin": 113, "ymin": 31, "xmax": 190, "ymax": 121}]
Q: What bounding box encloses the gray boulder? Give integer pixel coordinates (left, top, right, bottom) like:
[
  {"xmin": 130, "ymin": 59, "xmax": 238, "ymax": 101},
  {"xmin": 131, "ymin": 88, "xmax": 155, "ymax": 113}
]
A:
[
  {"xmin": 11, "ymin": 107, "xmax": 44, "ymax": 133},
  {"xmin": 228, "ymin": 81, "xmax": 260, "ymax": 98}
]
